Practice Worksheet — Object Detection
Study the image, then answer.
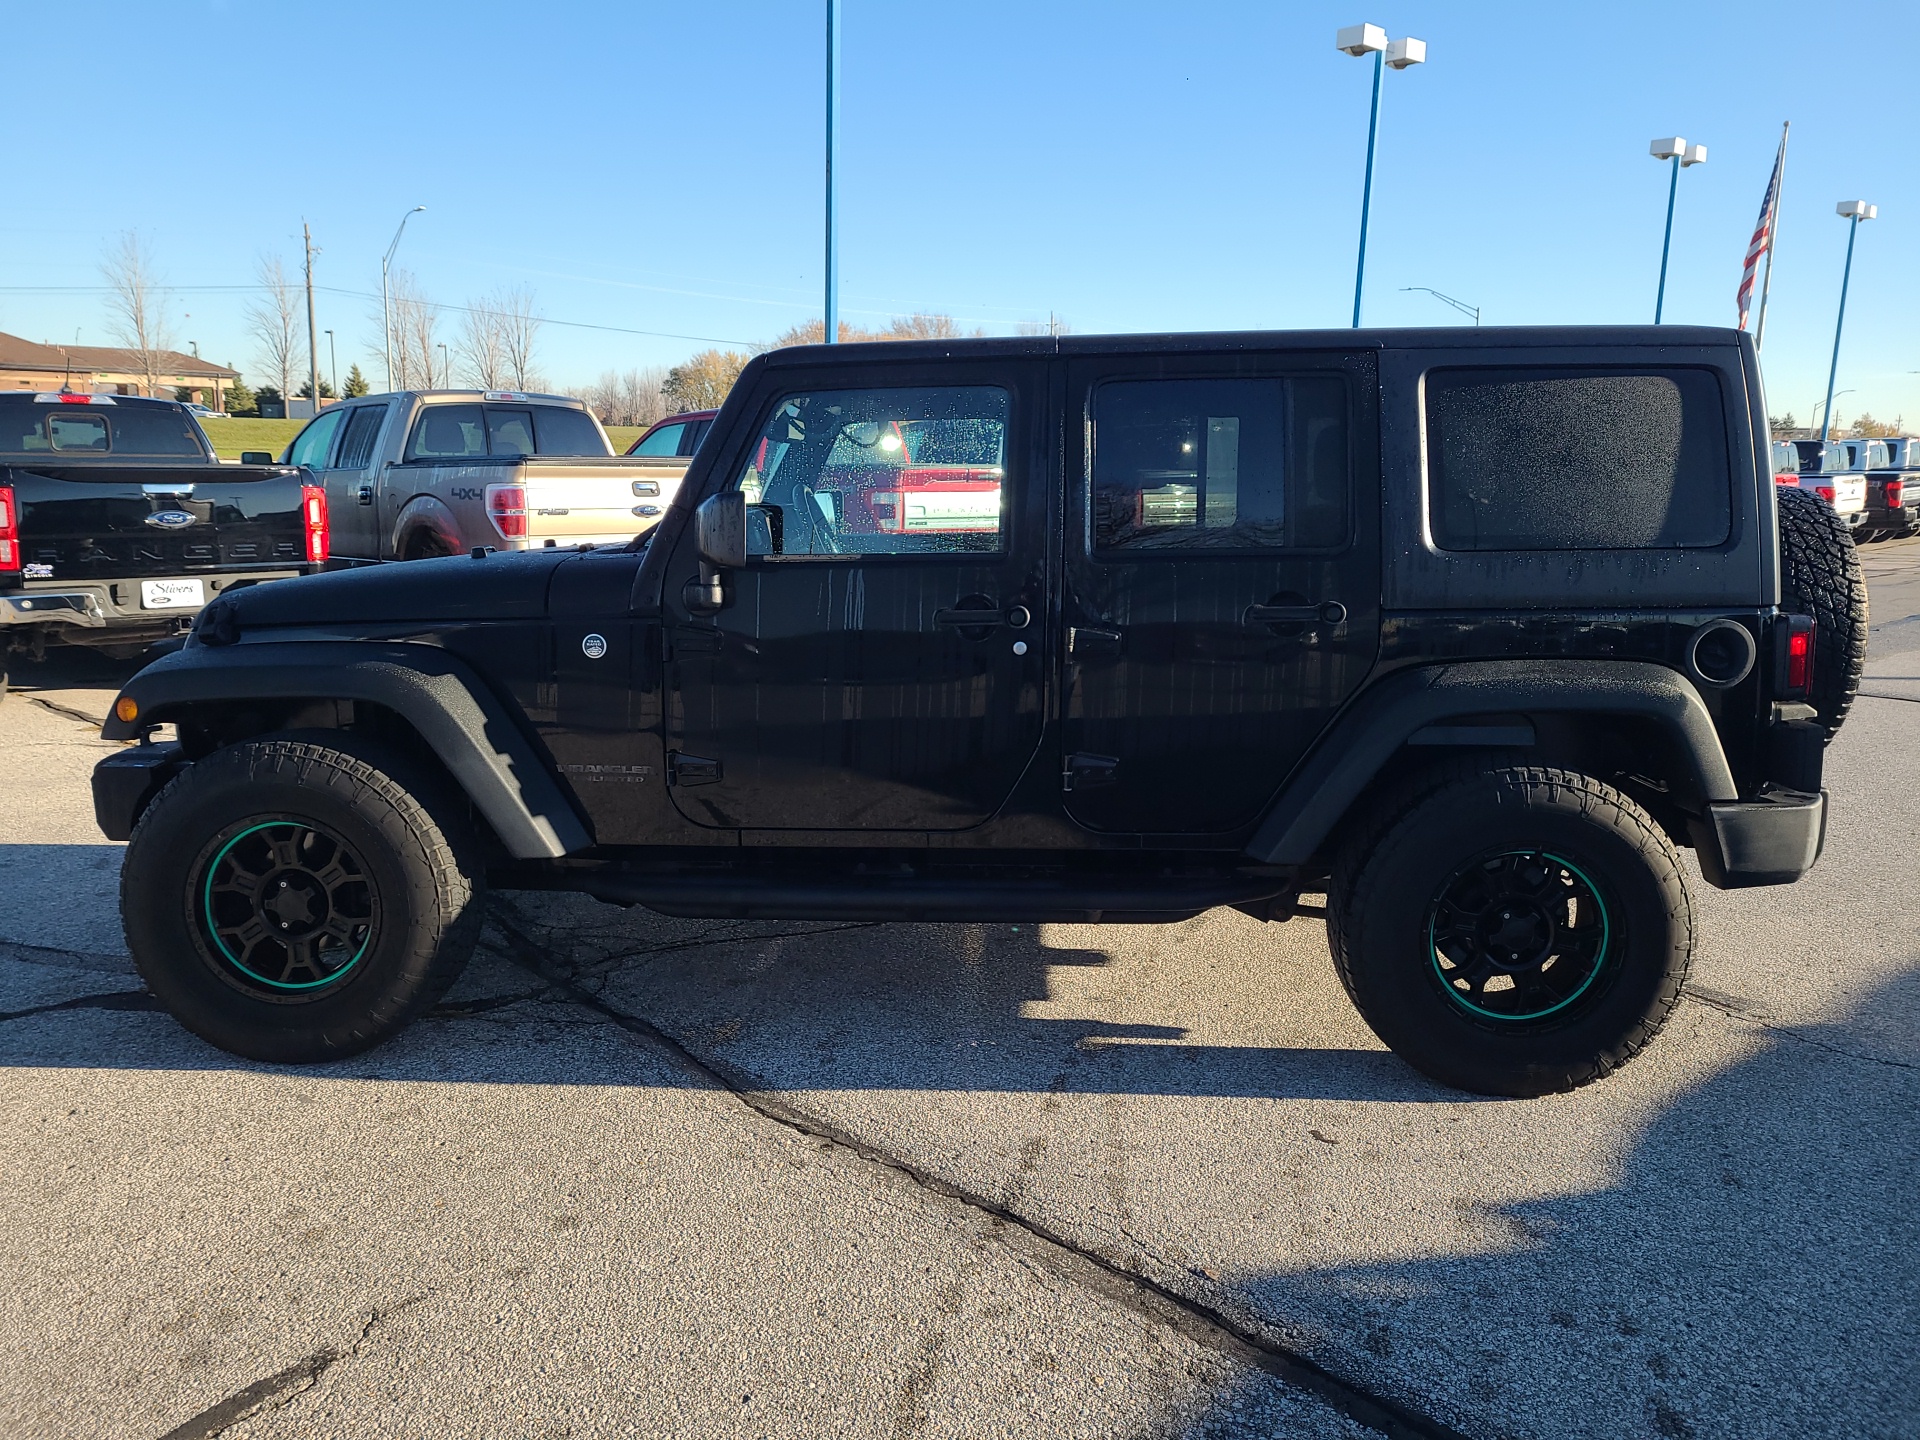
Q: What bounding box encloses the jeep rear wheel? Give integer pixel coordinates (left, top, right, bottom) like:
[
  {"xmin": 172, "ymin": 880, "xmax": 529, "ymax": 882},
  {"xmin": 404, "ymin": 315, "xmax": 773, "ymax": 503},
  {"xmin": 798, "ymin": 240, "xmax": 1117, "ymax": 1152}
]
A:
[
  {"xmin": 121, "ymin": 733, "xmax": 483, "ymax": 1063},
  {"xmin": 1328, "ymin": 764, "xmax": 1692, "ymax": 1097},
  {"xmin": 1777, "ymin": 484, "xmax": 1867, "ymax": 738}
]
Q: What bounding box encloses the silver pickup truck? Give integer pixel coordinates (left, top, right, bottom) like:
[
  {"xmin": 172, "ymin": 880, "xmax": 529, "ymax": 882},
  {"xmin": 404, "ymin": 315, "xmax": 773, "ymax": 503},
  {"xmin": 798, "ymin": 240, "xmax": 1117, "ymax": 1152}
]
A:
[{"xmin": 282, "ymin": 390, "xmax": 689, "ymax": 562}]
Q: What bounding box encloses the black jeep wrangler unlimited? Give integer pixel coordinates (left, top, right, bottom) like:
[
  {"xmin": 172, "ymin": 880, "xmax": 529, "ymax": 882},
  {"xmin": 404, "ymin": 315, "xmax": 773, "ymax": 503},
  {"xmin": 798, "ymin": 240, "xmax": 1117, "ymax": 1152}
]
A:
[{"xmin": 92, "ymin": 327, "xmax": 1865, "ymax": 1097}]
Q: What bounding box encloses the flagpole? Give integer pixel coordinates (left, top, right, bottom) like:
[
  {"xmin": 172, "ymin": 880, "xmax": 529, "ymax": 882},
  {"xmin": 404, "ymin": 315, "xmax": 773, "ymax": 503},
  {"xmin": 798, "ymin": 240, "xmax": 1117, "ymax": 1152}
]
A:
[{"xmin": 1754, "ymin": 122, "xmax": 1789, "ymax": 353}]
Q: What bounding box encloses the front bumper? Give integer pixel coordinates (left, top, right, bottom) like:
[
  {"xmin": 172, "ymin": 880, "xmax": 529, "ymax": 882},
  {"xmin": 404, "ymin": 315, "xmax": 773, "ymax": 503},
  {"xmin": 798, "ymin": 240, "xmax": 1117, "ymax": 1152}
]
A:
[
  {"xmin": 1689, "ymin": 787, "xmax": 1828, "ymax": 889},
  {"xmin": 92, "ymin": 741, "xmax": 188, "ymax": 841}
]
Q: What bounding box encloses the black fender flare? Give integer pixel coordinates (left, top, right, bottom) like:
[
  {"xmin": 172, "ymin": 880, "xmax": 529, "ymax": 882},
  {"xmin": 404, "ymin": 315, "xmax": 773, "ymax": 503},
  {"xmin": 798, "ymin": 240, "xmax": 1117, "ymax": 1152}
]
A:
[
  {"xmin": 1243, "ymin": 659, "xmax": 1737, "ymax": 866},
  {"xmin": 99, "ymin": 641, "xmax": 592, "ymax": 859}
]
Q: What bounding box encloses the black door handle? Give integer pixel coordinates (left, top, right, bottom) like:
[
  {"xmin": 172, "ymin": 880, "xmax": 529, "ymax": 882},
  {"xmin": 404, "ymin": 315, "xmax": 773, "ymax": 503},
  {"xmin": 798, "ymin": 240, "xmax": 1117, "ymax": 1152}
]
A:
[
  {"xmin": 934, "ymin": 605, "xmax": 1011, "ymax": 628},
  {"xmin": 1245, "ymin": 600, "xmax": 1348, "ymax": 627}
]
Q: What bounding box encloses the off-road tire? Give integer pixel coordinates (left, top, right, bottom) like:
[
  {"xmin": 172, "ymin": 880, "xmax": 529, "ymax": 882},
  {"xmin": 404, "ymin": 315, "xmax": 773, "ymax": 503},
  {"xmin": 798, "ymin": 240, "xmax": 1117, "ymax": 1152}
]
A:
[
  {"xmin": 1777, "ymin": 484, "xmax": 1867, "ymax": 739},
  {"xmin": 1327, "ymin": 762, "xmax": 1692, "ymax": 1097},
  {"xmin": 122, "ymin": 732, "xmax": 483, "ymax": 1063}
]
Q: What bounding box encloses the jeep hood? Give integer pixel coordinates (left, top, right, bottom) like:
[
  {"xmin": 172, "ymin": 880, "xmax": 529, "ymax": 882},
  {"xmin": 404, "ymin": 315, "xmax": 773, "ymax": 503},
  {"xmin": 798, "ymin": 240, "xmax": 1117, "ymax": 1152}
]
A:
[{"xmin": 206, "ymin": 548, "xmax": 572, "ymax": 632}]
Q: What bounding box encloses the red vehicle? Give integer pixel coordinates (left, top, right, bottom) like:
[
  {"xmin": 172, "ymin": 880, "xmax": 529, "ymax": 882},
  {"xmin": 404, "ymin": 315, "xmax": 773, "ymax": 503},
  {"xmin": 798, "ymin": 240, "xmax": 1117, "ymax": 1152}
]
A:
[
  {"xmin": 625, "ymin": 410, "xmax": 717, "ymax": 458},
  {"xmin": 818, "ymin": 420, "xmax": 1001, "ymax": 536}
]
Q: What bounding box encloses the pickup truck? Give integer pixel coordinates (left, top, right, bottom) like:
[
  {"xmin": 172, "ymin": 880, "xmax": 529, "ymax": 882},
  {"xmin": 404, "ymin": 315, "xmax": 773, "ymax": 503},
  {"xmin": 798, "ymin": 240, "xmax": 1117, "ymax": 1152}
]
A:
[
  {"xmin": 1848, "ymin": 437, "xmax": 1915, "ymax": 541},
  {"xmin": 282, "ymin": 390, "xmax": 689, "ymax": 562},
  {"xmin": 0, "ymin": 392, "xmax": 322, "ymax": 684},
  {"xmin": 1789, "ymin": 438, "xmax": 1867, "ymax": 532}
]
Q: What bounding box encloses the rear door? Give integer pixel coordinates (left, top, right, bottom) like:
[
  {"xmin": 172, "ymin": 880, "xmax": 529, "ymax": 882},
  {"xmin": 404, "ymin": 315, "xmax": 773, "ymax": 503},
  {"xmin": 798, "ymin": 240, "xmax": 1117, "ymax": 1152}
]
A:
[
  {"xmin": 662, "ymin": 360, "xmax": 1050, "ymax": 832},
  {"xmin": 1059, "ymin": 352, "xmax": 1381, "ymax": 834}
]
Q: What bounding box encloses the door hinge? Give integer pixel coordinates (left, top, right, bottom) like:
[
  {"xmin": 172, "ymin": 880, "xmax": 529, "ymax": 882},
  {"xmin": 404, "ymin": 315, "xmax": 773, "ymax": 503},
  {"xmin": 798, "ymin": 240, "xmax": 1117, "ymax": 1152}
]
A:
[
  {"xmin": 1062, "ymin": 753, "xmax": 1120, "ymax": 792},
  {"xmin": 1068, "ymin": 626, "xmax": 1122, "ymax": 657},
  {"xmin": 667, "ymin": 752, "xmax": 723, "ymax": 787}
]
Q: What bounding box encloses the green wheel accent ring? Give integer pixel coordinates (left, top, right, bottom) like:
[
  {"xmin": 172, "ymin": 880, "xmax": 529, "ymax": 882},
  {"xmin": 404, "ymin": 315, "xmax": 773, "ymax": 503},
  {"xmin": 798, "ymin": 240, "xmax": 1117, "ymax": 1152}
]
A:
[
  {"xmin": 200, "ymin": 821, "xmax": 373, "ymax": 991},
  {"xmin": 1429, "ymin": 851, "xmax": 1611, "ymax": 1022}
]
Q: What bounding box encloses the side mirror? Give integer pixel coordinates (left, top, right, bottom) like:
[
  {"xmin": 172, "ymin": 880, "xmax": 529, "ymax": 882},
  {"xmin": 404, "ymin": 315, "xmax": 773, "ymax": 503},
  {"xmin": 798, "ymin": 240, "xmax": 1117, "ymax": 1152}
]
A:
[
  {"xmin": 240, "ymin": 451, "xmax": 274, "ymax": 465},
  {"xmin": 695, "ymin": 490, "xmax": 746, "ymax": 570}
]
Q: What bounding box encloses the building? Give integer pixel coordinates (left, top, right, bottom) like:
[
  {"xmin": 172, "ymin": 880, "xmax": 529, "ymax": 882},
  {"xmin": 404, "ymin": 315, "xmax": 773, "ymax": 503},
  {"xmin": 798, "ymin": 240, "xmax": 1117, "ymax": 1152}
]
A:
[{"xmin": 0, "ymin": 331, "xmax": 240, "ymax": 410}]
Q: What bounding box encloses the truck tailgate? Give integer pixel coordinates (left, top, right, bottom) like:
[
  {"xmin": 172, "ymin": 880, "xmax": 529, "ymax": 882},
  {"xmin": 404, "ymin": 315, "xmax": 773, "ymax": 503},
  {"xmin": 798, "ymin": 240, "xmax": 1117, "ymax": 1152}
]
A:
[
  {"xmin": 521, "ymin": 457, "xmax": 690, "ymax": 542},
  {"xmin": 6, "ymin": 462, "xmax": 308, "ymax": 580}
]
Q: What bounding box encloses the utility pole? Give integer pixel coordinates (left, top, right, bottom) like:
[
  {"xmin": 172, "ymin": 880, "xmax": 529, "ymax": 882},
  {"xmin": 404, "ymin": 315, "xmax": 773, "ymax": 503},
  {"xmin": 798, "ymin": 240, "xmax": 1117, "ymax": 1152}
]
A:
[
  {"xmin": 303, "ymin": 221, "xmax": 321, "ymax": 413},
  {"xmin": 824, "ymin": 0, "xmax": 840, "ymax": 344}
]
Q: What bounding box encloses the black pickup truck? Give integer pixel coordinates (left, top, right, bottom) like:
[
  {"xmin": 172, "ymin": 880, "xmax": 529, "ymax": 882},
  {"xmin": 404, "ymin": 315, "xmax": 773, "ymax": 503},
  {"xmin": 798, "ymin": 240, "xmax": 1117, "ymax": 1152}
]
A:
[
  {"xmin": 0, "ymin": 392, "xmax": 323, "ymax": 687},
  {"xmin": 92, "ymin": 326, "xmax": 1866, "ymax": 1096}
]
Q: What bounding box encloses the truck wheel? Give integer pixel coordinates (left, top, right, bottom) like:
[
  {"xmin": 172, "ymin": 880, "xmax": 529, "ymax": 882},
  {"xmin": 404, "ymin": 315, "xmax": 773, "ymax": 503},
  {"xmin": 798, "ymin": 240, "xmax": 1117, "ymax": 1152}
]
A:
[
  {"xmin": 1328, "ymin": 763, "xmax": 1692, "ymax": 1097},
  {"xmin": 121, "ymin": 733, "xmax": 483, "ymax": 1063},
  {"xmin": 1777, "ymin": 484, "xmax": 1867, "ymax": 739}
]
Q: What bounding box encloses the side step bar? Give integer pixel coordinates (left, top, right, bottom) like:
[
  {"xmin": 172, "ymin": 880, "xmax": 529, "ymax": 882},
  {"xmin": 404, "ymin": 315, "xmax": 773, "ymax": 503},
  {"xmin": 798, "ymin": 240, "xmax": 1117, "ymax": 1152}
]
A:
[{"xmin": 495, "ymin": 870, "xmax": 1289, "ymax": 924}]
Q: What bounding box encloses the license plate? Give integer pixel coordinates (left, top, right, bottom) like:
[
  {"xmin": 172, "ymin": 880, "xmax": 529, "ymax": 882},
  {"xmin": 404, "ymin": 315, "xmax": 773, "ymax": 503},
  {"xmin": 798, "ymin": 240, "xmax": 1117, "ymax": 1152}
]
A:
[{"xmin": 140, "ymin": 579, "xmax": 205, "ymax": 610}]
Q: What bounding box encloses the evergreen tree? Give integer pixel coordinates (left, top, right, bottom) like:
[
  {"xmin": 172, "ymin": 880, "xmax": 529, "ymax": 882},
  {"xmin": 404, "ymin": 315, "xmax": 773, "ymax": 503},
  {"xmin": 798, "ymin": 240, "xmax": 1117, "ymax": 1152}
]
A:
[
  {"xmin": 341, "ymin": 364, "xmax": 370, "ymax": 399},
  {"xmin": 225, "ymin": 378, "xmax": 258, "ymax": 417},
  {"xmin": 296, "ymin": 378, "xmax": 337, "ymax": 399}
]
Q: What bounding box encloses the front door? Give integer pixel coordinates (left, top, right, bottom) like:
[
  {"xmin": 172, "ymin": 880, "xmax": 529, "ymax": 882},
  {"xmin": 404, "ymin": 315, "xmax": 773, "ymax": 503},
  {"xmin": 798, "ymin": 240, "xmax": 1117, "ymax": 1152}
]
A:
[
  {"xmin": 663, "ymin": 362, "xmax": 1050, "ymax": 831},
  {"xmin": 313, "ymin": 402, "xmax": 391, "ymax": 561},
  {"xmin": 1059, "ymin": 353, "xmax": 1381, "ymax": 834}
]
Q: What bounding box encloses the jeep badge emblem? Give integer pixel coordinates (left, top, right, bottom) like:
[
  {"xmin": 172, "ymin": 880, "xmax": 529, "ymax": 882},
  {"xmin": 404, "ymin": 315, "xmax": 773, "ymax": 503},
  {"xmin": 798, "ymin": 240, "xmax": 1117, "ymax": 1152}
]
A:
[
  {"xmin": 144, "ymin": 509, "xmax": 197, "ymax": 530},
  {"xmin": 581, "ymin": 633, "xmax": 608, "ymax": 660}
]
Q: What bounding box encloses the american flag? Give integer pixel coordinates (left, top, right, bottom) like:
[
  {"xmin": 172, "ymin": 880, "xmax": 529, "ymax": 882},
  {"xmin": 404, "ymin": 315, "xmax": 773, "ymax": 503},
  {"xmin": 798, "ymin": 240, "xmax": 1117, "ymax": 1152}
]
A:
[{"xmin": 1737, "ymin": 125, "xmax": 1789, "ymax": 331}]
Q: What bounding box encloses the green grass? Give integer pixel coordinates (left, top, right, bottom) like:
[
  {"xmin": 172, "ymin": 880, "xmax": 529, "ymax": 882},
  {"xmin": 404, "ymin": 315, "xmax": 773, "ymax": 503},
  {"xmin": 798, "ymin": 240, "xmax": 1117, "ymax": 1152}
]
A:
[
  {"xmin": 199, "ymin": 417, "xmax": 305, "ymax": 460},
  {"xmin": 604, "ymin": 426, "xmax": 644, "ymax": 453}
]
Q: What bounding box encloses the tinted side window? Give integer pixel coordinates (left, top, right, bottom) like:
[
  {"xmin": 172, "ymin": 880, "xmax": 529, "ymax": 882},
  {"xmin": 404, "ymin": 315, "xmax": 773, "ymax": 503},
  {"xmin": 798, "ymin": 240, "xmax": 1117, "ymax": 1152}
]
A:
[
  {"xmin": 287, "ymin": 408, "xmax": 345, "ymax": 468},
  {"xmin": 407, "ymin": 405, "xmax": 486, "ymax": 460},
  {"xmin": 531, "ymin": 406, "xmax": 607, "ymax": 456},
  {"xmin": 631, "ymin": 423, "xmax": 684, "ymax": 456},
  {"xmin": 1091, "ymin": 378, "xmax": 1348, "ymax": 553},
  {"xmin": 486, "ymin": 408, "xmax": 536, "ymax": 457},
  {"xmin": 1425, "ymin": 368, "xmax": 1730, "ymax": 551},
  {"xmin": 334, "ymin": 406, "xmax": 386, "ymax": 470},
  {"xmin": 733, "ymin": 386, "xmax": 1008, "ymax": 557}
]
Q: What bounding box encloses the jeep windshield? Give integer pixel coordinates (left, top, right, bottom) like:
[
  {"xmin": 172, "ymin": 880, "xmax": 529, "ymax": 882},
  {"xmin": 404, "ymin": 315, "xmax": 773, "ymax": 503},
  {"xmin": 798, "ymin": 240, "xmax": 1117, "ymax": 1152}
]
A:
[{"xmin": 0, "ymin": 395, "xmax": 206, "ymax": 458}]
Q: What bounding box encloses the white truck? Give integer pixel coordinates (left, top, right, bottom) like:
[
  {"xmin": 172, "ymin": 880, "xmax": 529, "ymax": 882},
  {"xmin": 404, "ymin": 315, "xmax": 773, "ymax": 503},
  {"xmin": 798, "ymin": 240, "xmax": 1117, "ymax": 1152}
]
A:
[{"xmin": 282, "ymin": 390, "xmax": 688, "ymax": 562}]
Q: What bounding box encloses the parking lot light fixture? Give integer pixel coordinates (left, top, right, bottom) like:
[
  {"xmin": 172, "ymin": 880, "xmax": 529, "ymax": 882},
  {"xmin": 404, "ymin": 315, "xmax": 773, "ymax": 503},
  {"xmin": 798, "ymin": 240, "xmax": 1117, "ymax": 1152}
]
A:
[
  {"xmin": 1820, "ymin": 201, "xmax": 1879, "ymax": 444},
  {"xmin": 381, "ymin": 205, "xmax": 426, "ymax": 390},
  {"xmin": 1401, "ymin": 286, "xmax": 1480, "ymax": 324},
  {"xmin": 1340, "ymin": 23, "xmax": 1426, "ymax": 328},
  {"xmin": 1650, "ymin": 138, "xmax": 1705, "ymax": 323}
]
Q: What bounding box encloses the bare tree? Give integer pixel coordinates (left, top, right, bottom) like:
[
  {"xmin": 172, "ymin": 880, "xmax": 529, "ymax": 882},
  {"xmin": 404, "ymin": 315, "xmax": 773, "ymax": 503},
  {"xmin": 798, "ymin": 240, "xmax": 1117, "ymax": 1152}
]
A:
[
  {"xmin": 456, "ymin": 299, "xmax": 508, "ymax": 390},
  {"xmin": 767, "ymin": 312, "xmax": 977, "ymax": 350},
  {"xmin": 244, "ymin": 254, "xmax": 300, "ymax": 405},
  {"xmin": 379, "ymin": 270, "xmax": 439, "ymax": 390},
  {"xmin": 100, "ymin": 232, "xmax": 175, "ymax": 396},
  {"xmin": 581, "ymin": 367, "xmax": 672, "ymax": 426},
  {"xmin": 497, "ymin": 285, "xmax": 541, "ymax": 389}
]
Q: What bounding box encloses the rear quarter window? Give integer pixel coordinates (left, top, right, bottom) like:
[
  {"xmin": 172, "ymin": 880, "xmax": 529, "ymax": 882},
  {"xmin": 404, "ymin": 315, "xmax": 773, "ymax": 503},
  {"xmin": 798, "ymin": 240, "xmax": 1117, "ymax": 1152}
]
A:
[{"xmin": 1424, "ymin": 367, "xmax": 1731, "ymax": 551}]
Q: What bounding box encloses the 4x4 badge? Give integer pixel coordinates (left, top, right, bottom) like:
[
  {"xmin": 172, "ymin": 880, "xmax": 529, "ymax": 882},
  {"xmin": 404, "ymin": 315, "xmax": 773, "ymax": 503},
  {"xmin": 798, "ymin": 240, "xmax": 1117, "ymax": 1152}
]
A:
[{"xmin": 581, "ymin": 633, "xmax": 608, "ymax": 660}]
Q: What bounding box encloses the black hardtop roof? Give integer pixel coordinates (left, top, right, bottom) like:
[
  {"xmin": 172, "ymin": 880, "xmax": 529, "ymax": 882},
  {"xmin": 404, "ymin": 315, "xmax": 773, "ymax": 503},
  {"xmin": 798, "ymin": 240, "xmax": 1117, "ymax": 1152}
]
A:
[{"xmin": 755, "ymin": 324, "xmax": 1747, "ymax": 371}]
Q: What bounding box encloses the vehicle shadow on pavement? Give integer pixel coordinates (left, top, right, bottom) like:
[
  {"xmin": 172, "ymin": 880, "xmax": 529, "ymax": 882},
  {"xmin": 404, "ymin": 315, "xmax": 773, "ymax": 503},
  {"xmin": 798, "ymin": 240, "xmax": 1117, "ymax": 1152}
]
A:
[{"xmin": 1173, "ymin": 964, "xmax": 1920, "ymax": 1440}]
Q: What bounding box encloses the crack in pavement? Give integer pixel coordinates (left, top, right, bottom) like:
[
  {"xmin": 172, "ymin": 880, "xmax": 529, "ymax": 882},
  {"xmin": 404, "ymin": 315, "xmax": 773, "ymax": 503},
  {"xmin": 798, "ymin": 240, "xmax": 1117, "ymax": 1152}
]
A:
[
  {"xmin": 0, "ymin": 988, "xmax": 157, "ymax": 1023},
  {"xmin": 23, "ymin": 694, "xmax": 110, "ymax": 729},
  {"xmin": 1857, "ymin": 691, "xmax": 1920, "ymax": 705},
  {"xmin": 483, "ymin": 897, "xmax": 1468, "ymax": 1440},
  {"xmin": 1682, "ymin": 985, "xmax": 1916, "ymax": 1072},
  {"xmin": 154, "ymin": 1296, "xmax": 425, "ymax": 1440}
]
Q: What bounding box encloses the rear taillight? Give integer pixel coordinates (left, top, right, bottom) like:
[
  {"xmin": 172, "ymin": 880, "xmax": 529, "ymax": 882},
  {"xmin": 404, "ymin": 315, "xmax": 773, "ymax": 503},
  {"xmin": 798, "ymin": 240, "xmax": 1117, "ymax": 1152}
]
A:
[
  {"xmin": 300, "ymin": 483, "xmax": 329, "ymax": 564},
  {"xmin": 485, "ymin": 483, "xmax": 528, "ymax": 541},
  {"xmin": 1813, "ymin": 484, "xmax": 1836, "ymax": 503},
  {"xmin": 1887, "ymin": 480, "xmax": 1905, "ymax": 508},
  {"xmin": 1774, "ymin": 472, "xmax": 1798, "ymax": 486},
  {"xmin": 0, "ymin": 485, "xmax": 17, "ymax": 572},
  {"xmin": 1776, "ymin": 614, "xmax": 1815, "ymax": 698}
]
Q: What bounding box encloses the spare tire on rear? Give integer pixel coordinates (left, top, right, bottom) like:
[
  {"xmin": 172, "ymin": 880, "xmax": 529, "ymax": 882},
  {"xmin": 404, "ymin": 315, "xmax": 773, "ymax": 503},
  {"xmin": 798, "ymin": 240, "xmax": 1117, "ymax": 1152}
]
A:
[{"xmin": 1776, "ymin": 484, "xmax": 1868, "ymax": 740}]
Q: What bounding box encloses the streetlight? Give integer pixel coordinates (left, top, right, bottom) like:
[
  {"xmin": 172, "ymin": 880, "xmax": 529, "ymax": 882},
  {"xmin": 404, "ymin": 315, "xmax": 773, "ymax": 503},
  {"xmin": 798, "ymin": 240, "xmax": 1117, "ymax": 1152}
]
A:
[
  {"xmin": 1820, "ymin": 201, "xmax": 1877, "ymax": 445},
  {"xmin": 438, "ymin": 342, "xmax": 450, "ymax": 389},
  {"xmin": 381, "ymin": 205, "xmax": 426, "ymax": 390},
  {"xmin": 1810, "ymin": 389, "xmax": 1855, "ymax": 435},
  {"xmin": 1649, "ymin": 137, "xmax": 1707, "ymax": 323},
  {"xmin": 824, "ymin": 0, "xmax": 840, "ymax": 344},
  {"xmin": 1337, "ymin": 23, "xmax": 1427, "ymax": 328},
  {"xmin": 325, "ymin": 330, "xmax": 337, "ymax": 397},
  {"xmin": 1401, "ymin": 286, "xmax": 1479, "ymax": 324}
]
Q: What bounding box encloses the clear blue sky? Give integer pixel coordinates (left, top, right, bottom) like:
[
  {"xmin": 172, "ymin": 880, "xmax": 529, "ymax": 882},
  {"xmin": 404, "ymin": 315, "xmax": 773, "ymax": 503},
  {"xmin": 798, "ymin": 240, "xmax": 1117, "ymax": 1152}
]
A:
[{"xmin": 2, "ymin": 1, "xmax": 1912, "ymax": 426}]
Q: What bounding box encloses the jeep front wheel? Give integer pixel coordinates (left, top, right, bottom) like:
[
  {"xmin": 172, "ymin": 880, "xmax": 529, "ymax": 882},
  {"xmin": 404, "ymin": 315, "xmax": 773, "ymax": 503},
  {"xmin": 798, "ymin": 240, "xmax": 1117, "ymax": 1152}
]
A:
[
  {"xmin": 1329, "ymin": 764, "xmax": 1692, "ymax": 1097},
  {"xmin": 121, "ymin": 733, "xmax": 483, "ymax": 1063}
]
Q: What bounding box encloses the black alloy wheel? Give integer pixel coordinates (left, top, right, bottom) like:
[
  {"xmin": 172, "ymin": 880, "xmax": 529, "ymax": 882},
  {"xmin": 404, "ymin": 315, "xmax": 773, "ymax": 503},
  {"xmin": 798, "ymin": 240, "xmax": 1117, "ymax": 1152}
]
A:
[
  {"xmin": 1427, "ymin": 850, "xmax": 1611, "ymax": 1025},
  {"xmin": 197, "ymin": 819, "xmax": 379, "ymax": 998}
]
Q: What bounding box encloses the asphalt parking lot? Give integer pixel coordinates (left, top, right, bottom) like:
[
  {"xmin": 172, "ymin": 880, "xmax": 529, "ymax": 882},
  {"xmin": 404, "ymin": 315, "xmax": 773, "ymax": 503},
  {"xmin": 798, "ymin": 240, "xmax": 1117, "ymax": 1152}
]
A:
[{"xmin": 3, "ymin": 548, "xmax": 1916, "ymax": 1440}]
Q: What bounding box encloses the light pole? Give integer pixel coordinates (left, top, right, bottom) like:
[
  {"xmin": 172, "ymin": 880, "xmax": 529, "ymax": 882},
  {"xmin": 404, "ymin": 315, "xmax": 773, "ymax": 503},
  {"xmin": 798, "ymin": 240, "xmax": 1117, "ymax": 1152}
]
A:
[
  {"xmin": 325, "ymin": 330, "xmax": 337, "ymax": 397},
  {"xmin": 1338, "ymin": 23, "xmax": 1426, "ymax": 328},
  {"xmin": 1401, "ymin": 286, "xmax": 1479, "ymax": 324},
  {"xmin": 1820, "ymin": 201, "xmax": 1878, "ymax": 444},
  {"xmin": 1650, "ymin": 137, "xmax": 1706, "ymax": 323},
  {"xmin": 438, "ymin": 342, "xmax": 450, "ymax": 389},
  {"xmin": 824, "ymin": 0, "xmax": 840, "ymax": 344},
  {"xmin": 381, "ymin": 205, "xmax": 426, "ymax": 390},
  {"xmin": 1810, "ymin": 389, "xmax": 1855, "ymax": 436}
]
